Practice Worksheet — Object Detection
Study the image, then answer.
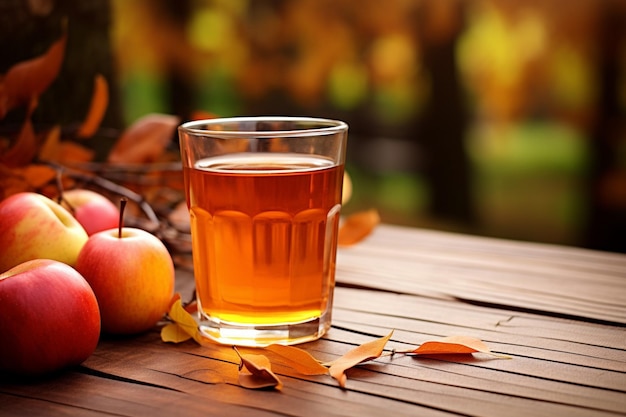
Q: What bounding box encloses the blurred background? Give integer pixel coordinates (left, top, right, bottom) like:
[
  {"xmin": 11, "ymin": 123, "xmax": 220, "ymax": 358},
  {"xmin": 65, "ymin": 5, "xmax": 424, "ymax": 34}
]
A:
[{"xmin": 2, "ymin": 0, "xmax": 625, "ymax": 252}]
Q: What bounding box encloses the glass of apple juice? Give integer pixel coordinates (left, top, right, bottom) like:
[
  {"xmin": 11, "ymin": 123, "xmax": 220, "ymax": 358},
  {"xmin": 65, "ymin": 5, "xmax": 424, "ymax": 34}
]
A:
[{"xmin": 178, "ymin": 117, "xmax": 348, "ymax": 347}]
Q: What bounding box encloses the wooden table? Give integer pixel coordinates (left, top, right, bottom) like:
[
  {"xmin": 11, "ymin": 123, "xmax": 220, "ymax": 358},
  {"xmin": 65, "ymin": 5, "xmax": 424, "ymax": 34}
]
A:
[{"xmin": 1, "ymin": 224, "xmax": 625, "ymax": 416}]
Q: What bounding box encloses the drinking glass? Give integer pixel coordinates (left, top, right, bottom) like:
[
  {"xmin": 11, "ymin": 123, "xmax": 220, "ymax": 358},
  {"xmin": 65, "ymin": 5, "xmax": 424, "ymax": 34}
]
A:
[{"xmin": 178, "ymin": 116, "xmax": 348, "ymax": 346}]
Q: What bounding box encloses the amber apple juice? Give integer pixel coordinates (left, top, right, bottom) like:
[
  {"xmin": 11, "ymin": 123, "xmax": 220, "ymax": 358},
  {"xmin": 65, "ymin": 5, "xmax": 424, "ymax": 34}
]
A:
[{"xmin": 184, "ymin": 153, "xmax": 343, "ymax": 344}]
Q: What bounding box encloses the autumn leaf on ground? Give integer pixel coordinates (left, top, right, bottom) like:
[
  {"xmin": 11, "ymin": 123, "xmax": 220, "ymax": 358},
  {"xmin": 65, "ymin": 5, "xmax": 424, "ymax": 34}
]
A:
[
  {"xmin": 107, "ymin": 113, "xmax": 180, "ymax": 164},
  {"xmin": 328, "ymin": 330, "xmax": 393, "ymax": 388},
  {"xmin": 264, "ymin": 344, "xmax": 329, "ymax": 376},
  {"xmin": 161, "ymin": 296, "xmax": 202, "ymax": 344},
  {"xmin": 404, "ymin": 336, "xmax": 511, "ymax": 359},
  {"xmin": 338, "ymin": 209, "xmax": 380, "ymax": 247},
  {"xmin": 234, "ymin": 347, "xmax": 283, "ymax": 390},
  {"xmin": 76, "ymin": 74, "xmax": 109, "ymax": 139}
]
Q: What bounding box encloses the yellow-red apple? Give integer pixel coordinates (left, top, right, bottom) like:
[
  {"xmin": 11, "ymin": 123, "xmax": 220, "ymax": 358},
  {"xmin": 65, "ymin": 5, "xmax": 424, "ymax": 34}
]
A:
[
  {"xmin": 0, "ymin": 259, "xmax": 101, "ymax": 375},
  {"xmin": 75, "ymin": 227, "xmax": 175, "ymax": 335},
  {"xmin": 0, "ymin": 192, "xmax": 89, "ymax": 272},
  {"xmin": 60, "ymin": 189, "xmax": 120, "ymax": 236}
]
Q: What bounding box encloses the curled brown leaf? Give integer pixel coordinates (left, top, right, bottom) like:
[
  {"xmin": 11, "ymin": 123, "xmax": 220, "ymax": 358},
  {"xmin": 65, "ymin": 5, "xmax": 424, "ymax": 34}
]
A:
[
  {"xmin": 234, "ymin": 347, "xmax": 283, "ymax": 390},
  {"xmin": 1, "ymin": 33, "xmax": 67, "ymax": 117},
  {"xmin": 107, "ymin": 113, "xmax": 180, "ymax": 164},
  {"xmin": 161, "ymin": 297, "xmax": 201, "ymax": 343},
  {"xmin": 328, "ymin": 330, "xmax": 393, "ymax": 388},
  {"xmin": 405, "ymin": 336, "xmax": 511, "ymax": 359},
  {"xmin": 264, "ymin": 344, "xmax": 328, "ymax": 376}
]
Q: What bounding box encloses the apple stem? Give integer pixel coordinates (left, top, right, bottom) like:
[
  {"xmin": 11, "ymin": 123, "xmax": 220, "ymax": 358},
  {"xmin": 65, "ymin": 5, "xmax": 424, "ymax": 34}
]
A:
[
  {"xmin": 54, "ymin": 170, "xmax": 75, "ymax": 213},
  {"xmin": 55, "ymin": 171, "xmax": 64, "ymax": 204},
  {"xmin": 119, "ymin": 197, "xmax": 127, "ymax": 239}
]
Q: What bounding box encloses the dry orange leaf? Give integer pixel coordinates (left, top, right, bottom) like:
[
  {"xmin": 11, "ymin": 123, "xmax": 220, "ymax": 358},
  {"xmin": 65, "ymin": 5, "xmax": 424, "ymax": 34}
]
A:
[
  {"xmin": 161, "ymin": 297, "xmax": 202, "ymax": 344},
  {"xmin": 38, "ymin": 125, "xmax": 62, "ymax": 162},
  {"xmin": 161, "ymin": 323, "xmax": 193, "ymax": 344},
  {"xmin": 0, "ymin": 117, "xmax": 37, "ymax": 167},
  {"xmin": 234, "ymin": 347, "xmax": 283, "ymax": 390},
  {"xmin": 337, "ymin": 209, "xmax": 380, "ymax": 247},
  {"xmin": 1, "ymin": 33, "xmax": 67, "ymax": 117},
  {"xmin": 58, "ymin": 141, "xmax": 95, "ymax": 164},
  {"xmin": 22, "ymin": 164, "xmax": 57, "ymax": 188},
  {"xmin": 406, "ymin": 336, "xmax": 510, "ymax": 358},
  {"xmin": 328, "ymin": 330, "xmax": 393, "ymax": 388},
  {"xmin": 76, "ymin": 74, "xmax": 109, "ymax": 139},
  {"xmin": 107, "ymin": 113, "xmax": 180, "ymax": 164},
  {"xmin": 264, "ymin": 344, "xmax": 328, "ymax": 376}
]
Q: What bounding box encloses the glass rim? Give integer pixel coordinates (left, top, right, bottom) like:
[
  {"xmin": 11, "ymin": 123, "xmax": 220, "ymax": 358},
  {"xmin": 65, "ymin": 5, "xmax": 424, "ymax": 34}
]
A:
[{"xmin": 179, "ymin": 116, "xmax": 348, "ymax": 138}]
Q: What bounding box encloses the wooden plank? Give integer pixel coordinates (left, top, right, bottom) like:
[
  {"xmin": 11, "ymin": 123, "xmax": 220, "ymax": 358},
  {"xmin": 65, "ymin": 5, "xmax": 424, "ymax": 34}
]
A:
[
  {"xmin": 80, "ymin": 336, "xmax": 450, "ymax": 417},
  {"xmin": 1, "ymin": 226, "xmax": 624, "ymax": 417},
  {"xmin": 80, "ymin": 327, "xmax": 626, "ymax": 417},
  {"xmin": 0, "ymin": 393, "xmax": 106, "ymax": 416},
  {"xmin": 336, "ymin": 225, "xmax": 626, "ymax": 324},
  {"xmin": 77, "ymin": 332, "xmax": 625, "ymax": 417},
  {"xmin": 332, "ymin": 288, "xmax": 626, "ymax": 350},
  {"xmin": 0, "ymin": 373, "xmax": 278, "ymax": 417}
]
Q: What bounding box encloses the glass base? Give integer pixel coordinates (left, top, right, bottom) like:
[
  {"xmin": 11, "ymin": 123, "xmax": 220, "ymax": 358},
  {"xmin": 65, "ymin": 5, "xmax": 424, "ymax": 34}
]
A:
[{"xmin": 198, "ymin": 310, "xmax": 331, "ymax": 347}]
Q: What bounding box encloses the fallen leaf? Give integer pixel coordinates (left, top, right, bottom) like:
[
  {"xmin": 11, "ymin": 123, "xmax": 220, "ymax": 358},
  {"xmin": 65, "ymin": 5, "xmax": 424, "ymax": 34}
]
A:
[
  {"xmin": 234, "ymin": 347, "xmax": 283, "ymax": 390},
  {"xmin": 328, "ymin": 330, "xmax": 393, "ymax": 388},
  {"xmin": 264, "ymin": 344, "xmax": 328, "ymax": 376},
  {"xmin": 1, "ymin": 33, "xmax": 67, "ymax": 117},
  {"xmin": 161, "ymin": 297, "xmax": 202, "ymax": 343},
  {"xmin": 160, "ymin": 323, "xmax": 192, "ymax": 343},
  {"xmin": 337, "ymin": 209, "xmax": 380, "ymax": 247},
  {"xmin": 405, "ymin": 336, "xmax": 510, "ymax": 358},
  {"xmin": 76, "ymin": 74, "xmax": 109, "ymax": 139},
  {"xmin": 107, "ymin": 113, "xmax": 180, "ymax": 164}
]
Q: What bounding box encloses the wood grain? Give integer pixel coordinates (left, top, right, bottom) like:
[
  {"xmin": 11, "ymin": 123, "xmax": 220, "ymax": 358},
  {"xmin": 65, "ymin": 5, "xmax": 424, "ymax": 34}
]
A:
[{"xmin": 1, "ymin": 225, "xmax": 625, "ymax": 416}]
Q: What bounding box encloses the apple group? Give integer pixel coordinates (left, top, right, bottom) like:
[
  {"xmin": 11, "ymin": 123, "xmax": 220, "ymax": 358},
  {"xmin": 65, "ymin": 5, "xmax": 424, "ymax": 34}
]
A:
[{"xmin": 0, "ymin": 191, "xmax": 175, "ymax": 376}]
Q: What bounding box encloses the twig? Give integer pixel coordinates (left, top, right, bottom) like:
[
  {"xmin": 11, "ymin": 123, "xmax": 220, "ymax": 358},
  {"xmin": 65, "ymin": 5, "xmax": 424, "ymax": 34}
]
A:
[{"xmin": 47, "ymin": 162, "xmax": 160, "ymax": 227}]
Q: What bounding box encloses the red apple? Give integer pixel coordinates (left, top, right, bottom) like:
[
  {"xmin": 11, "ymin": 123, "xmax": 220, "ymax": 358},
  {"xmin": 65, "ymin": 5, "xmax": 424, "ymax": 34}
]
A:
[
  {"xmin": 0, "ymin": 192, "xmax": 89, "ymax": 272},
  {"xmin": 75, "ymin": 227, "xmax": 175, "ymax": 335},
  {"xmin": 60, "ymin": 189, "xmax": 120, "ymax": 236},
  {"xmin": 0, "ymin": 259, "xmax": 101, "ymax": 375}
]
